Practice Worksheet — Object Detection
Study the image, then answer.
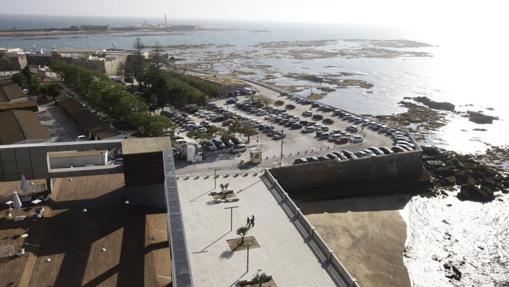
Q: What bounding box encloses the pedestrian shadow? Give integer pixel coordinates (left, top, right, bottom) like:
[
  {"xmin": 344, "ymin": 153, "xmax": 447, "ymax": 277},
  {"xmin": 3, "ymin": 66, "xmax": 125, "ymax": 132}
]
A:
[{"xmin": 220, "ymin": 249, "xmax": 234, "ymax": 259}]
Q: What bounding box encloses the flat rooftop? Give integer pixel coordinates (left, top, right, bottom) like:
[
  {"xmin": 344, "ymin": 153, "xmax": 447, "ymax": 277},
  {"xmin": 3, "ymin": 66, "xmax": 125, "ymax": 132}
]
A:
[
  {"xmin": 0, "ymin": 174, "xmax": 171, "ymax": 287},
  {"xmin": 122, "ymin": 137, "xmax": 172, "ymax": 155},
  {"xmin": 176, "ymin": 170, "xmax": 338, "ymax": 286}
]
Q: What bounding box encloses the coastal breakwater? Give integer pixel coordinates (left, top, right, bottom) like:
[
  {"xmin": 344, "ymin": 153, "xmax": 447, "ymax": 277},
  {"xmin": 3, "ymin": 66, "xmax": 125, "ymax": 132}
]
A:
[{"xmin": 269, "ymin": 149, "xmax": 426, "ymax": 202}]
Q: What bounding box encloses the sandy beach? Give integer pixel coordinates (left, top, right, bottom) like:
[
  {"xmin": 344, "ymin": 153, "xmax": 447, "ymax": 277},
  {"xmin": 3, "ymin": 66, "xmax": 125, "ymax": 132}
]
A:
[{"xmin": 298, "ymin": 194, "xmax": 411, "ymax": 287}]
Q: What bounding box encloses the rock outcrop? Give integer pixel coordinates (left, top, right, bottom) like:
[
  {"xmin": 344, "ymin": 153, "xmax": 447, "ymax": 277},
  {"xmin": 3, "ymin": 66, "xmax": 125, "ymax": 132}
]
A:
[
  {"xmin": 422, "ymin": 146, "xmax": 509, "ymax": 202},
  {"xmin": 467, "ymin": 111, "xmax": 499, "ymax": 124}
]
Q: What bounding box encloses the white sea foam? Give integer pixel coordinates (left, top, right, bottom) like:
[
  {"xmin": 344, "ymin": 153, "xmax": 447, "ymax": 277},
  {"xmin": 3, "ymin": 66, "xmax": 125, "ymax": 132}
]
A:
[{"xmin": 401, "ymin": 191, "xmax": 509, "ymax": 287}]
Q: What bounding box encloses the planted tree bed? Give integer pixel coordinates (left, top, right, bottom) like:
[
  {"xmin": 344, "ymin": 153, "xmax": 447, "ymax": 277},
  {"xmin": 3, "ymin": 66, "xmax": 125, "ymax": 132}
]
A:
[{"xmin": 226, "ymin": 236, "xmax": 260, "ymax": 252}]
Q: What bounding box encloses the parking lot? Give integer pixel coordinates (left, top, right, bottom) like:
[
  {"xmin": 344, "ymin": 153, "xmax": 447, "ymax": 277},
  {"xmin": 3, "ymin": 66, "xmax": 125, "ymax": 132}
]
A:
[{"xmin": 163, "ymin": 81, "xmax": 417, "ymax": 174}]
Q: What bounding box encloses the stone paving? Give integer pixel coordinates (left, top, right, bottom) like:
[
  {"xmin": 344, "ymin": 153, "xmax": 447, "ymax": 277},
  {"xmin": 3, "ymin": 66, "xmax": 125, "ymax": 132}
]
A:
[{"xmin": 176, "ymin": 172, "xmax": 338, "ymax": 287}]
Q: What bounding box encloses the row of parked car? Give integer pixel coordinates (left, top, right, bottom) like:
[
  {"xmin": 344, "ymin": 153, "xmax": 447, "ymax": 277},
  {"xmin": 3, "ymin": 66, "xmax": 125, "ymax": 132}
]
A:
[
  {"xmin": 292, "ymin": 146, "xmax": 404, "ymax": 165},
  {"xmin": 162, "ymin": 106, "xmax": 247, "ymax": 154},
  {"xmin": 199, "ymin": 137, "xmax": 247, "ymax": 153},
  {"xmin": 281, "ymin": 93, "xmax": 417, "ymax": 151}
]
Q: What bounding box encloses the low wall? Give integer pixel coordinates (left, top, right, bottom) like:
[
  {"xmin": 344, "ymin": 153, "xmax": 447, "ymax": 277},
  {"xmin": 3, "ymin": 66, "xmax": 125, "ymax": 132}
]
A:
[
  {"xmin": 269, "ymin": 150, "xmax": 423, "ymax": 201},
  {"xmin": 263, "ymin": 170, "xmax": 360, "ymax": 287}
]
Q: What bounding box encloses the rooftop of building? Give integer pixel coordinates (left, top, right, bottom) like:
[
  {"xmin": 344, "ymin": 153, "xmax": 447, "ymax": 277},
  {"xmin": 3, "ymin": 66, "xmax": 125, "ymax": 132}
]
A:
[
  {"xmin": 0, "ymin": 110, "xmax": 50, "ymax": 145},
  {"xmin": 0, "ymin": 100, "xmax": 38, "ymax": 112},
  {"xmin": 57, "ymin": 98, "xmax": 118, "ymax": 139},
  {"xmin": 47, "ymin": 149, "xmax": 108, "ymax": 159},
  {"xmin": 0, "ymin": 173, "xmax": 171, "ymax": 287},
  {"xmin": 0, "ymin": 78, "xmax": 25, "ymax": 102},
  {"xmin": 121, "ymin": 137, "xmax": 172, "ymax": 155}
]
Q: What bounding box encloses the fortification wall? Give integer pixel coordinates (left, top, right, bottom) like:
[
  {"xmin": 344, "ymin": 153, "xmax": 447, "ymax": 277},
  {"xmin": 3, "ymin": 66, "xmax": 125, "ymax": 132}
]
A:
[{"xmin": 269, "ymin": 150, "xmax": 423, "ymax": 201}]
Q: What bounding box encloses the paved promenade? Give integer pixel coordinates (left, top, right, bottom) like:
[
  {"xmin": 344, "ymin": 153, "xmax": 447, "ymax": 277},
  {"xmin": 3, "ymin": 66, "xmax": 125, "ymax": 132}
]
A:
[{"xmin": 176, "ymin": 172, "xmax": 338, "ymax": 286}]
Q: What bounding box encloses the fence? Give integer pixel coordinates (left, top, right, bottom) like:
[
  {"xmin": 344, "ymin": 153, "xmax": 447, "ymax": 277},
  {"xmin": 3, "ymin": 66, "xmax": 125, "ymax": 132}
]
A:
[{"xmin": 263, "ymin": 169, "xmax": 360, "ymax": 287}]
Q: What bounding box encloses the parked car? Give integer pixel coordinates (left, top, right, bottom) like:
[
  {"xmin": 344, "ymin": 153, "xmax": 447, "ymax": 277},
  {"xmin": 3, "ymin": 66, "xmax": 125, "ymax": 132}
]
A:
[
  {"xmin": 290, "ymin": 123, "xmax": 302, "ymax": 129},
  {"xmin": 367, "ymin": 147, "xmax": 384, "ymax": 155},
  {"xmin": 317, "ymin": 156, "xmax": 329, "ymax": 161},
  {"xmin": 341, "ymin": 150, "xmax": 358, "ymax": 159},
  {"xmin": 346, "ymin": 126, "xmax": 359, "ymax": 133},
  {"xmin": 326, "ymin": 153, "xmax": 340, "ymax": 160},
  {"xmin": 319, "ymin": 132, "xmax": 330, "ymax": 140},
  {"xmin": 302, "ymin": 111, "xmax": 313, "ymax": 117},
  {"xmin": 212, "ymin": 138, "xmax": 226, "ymax": 149},
  {"xmin": 378, "ymin": 147, "xmax": 393, "ymax": 155},
  {"xmin": 307, "ymin": 157, "xmax": 320, "ymax": 162},
  {"xmin": 293, "ymin": 158, "xmax": 308, "ymax": 165},
  {"xmin": 232, "ymin": 144, "xmax": 247, "ymax": 153},
  {"xmin": 302, "ymin": 126, "xmax": 316, "ymax": 133},
  {"xmin": 351, "ymin": 135, "xmax": 363, "ymax": 143},
  {"xmin": 391, "ymin": 146, "xmax": 406, "ymax": 153},
  {"xmin": 335, "ymin": 137, "xmax": 350, "ymax": 145},
  {"xmin": 201, "ymin": 140, "xmax": 217, "ymax": 151},
  {"xmin": 332, "ymin": 151, "xmax": 348, "ymax": 160}
]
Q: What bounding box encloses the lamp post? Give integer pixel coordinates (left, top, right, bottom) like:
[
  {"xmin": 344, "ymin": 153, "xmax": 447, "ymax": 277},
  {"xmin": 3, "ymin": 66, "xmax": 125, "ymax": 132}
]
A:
[
  {"xmin": 224, "ymin": 205, "xmax": 239, "ymax": 232},
  {"xmin": 279, "ymin": 129, "xmax": 284, "ymax": 167}
]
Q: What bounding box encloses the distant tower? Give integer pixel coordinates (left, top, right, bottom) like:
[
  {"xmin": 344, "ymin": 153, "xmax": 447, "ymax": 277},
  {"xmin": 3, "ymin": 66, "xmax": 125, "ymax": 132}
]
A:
[{"xmin": 164, "ymin": 14, "xmax": 167, "ymax": 26}]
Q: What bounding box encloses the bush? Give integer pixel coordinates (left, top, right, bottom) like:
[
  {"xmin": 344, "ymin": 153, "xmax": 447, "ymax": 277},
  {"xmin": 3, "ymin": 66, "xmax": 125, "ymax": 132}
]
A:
[
  {"xmin": 285, "ymin": 104, "xmax": 296, "ymax": 110},
  {"xmin": 275, "ymin": 100, "xmax": 285, "ymax": 106}
]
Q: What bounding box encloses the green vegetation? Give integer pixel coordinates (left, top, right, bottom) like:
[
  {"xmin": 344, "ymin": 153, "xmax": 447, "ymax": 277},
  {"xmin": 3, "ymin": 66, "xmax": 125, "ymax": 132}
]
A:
[
  {"xmin": 236, "ymin": 226, "xmax": 250, "ymax": 245},
  {"xmin": 124, "ymin": 38, "xmax": 220, "ymax": 110},
  {"xmin": 13, "ymin": 66, "xmax": 61, "ymax": 101},
  {"xmin": 229, "ymin": 120, "xmax": 258, "ymax": 143},
  {"xmin": 51, "ymin": 61, "xmax": 172, "ymax": 137}
]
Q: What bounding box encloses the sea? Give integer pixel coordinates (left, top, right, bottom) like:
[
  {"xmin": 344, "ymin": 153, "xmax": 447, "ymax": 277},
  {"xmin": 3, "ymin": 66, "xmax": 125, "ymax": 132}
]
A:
[{"xmin": 0, "ymin": 14, "xmax": 507, "ymax": 287}]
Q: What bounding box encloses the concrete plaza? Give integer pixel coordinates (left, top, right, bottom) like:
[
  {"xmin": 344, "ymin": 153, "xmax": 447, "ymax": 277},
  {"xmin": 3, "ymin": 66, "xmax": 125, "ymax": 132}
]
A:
[{"xmin": 176, "ymin": 171, "xmax": 338, "ymax": 286}]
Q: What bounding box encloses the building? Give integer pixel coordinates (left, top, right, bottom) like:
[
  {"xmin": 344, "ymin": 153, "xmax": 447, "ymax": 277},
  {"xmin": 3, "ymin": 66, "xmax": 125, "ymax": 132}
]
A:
[
  {"xmin": 0, "ymin": 100, "xmax": 38, "ymax": 112},
  {"xmin": 0, "ymin": 110, "xmax": 49, "ymax": 145},
  {"xmin": 48, "ymin": 150, "xmax": 109, "ymax": 169},
  {"xmin": 0, "ymin": 78, "xmax": 28, "ymax": 103},
  {"xmin": 57, "ymin": 98, "xmax": 118, "ymax": 140},
  {"xmin": 0, "ymin": 49, "xmax": 27, "ymax": 73}
]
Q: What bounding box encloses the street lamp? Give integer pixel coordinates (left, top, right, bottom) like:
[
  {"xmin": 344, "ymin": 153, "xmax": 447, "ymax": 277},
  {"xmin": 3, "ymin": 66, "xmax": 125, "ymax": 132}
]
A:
[{"xmin": 279, "ymin": 128, "xmax": 284, "ymax": 167}]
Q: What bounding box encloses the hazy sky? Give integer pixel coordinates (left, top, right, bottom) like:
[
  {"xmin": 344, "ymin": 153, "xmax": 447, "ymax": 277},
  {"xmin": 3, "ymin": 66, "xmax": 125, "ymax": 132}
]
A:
[{"xmin": 1, "ymin": 0, "xmax": 507, "ymax": 29}]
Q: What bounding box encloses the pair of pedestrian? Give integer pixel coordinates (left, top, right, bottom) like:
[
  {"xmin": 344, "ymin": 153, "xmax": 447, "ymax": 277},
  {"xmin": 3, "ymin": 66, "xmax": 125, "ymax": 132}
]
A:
[{"xmin": 246, "ymin": 215, "xmax": 255, "ymax": 228}]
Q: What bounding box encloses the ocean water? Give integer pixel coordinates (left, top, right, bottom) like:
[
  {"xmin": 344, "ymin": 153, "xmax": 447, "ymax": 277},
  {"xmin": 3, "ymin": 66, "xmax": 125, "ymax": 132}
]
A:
[
  {"xmin": 1, "ymin": 15, "xmax": 508, "ymax": 286},
  {"xmin": 1, "ymin": 16, "xmax": 506, "ymax": 154}
]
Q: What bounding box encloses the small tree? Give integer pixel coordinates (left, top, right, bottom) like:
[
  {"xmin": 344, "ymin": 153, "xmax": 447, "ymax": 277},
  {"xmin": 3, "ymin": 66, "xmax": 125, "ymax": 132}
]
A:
[{"xmin": 237, "ymin": 226, "xmax": 249, "ymax": 245}]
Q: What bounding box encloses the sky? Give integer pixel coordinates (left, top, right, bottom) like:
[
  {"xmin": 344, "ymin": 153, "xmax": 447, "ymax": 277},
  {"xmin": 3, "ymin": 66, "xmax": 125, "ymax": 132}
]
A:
[{"xmin": 1, "ymin": 0, "xmax": 507, "ymax": 29}]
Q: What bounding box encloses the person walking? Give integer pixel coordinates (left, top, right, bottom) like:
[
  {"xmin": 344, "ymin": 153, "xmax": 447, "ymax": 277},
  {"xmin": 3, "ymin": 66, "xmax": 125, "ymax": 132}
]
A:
[
  {"xmin": 246, "ymin": 216, "xmax": 251, "ymax": 227},
  {"xmin": 250, "ymin": 215, "xmax": 255, "ymax": 227}
]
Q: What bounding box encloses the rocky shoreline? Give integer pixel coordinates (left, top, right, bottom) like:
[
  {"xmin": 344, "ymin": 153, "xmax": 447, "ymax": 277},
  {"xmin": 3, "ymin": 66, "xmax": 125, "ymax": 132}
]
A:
[{"xmin": 421, "ymin": 146, "xmax": 509, "ymax": 202}]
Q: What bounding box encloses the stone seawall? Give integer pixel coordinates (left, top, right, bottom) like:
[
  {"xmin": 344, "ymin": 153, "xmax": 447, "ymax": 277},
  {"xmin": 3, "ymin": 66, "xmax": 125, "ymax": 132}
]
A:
[{"xmin": 270, "ymin": 150, "xmax": 425, "ymax": 201}]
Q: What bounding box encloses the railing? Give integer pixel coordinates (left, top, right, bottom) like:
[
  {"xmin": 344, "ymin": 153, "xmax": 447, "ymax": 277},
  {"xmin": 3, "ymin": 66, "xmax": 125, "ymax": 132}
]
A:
[
  {"xmin": 163, "ymin": 150, "xmax": 194, "ymax": 287},
  {"xmin": 263, "ymin": 169, "xmax": 360, "ymax": 287}
]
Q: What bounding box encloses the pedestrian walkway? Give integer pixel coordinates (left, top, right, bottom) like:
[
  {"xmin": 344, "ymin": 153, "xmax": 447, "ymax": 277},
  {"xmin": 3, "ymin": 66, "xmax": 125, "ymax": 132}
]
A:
[{"xmin": 176, "ymin": 174, "xmax": 338, "ymax": 286}]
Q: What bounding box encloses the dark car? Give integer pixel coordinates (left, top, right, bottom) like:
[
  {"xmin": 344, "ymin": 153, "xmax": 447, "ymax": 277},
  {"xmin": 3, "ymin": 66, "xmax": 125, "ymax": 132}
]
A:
[
  {"xmin": 290, "ymin": 123, "xmax": 302, "ymax": 129},
  {"xmin": 231, "ymin": 137, "xmax": 241, "ymax": 145},
  {"xmin": 293, "ymin": 158, "xmax": 308, "ymax": 165},
  {"xmin": 307, "ymin": 157, "xmax": 320, "ymax": 162},
  {"xmin": 317, "ymin": 156, "xmax": 329, "ymax": 161},
  {"xmin": 378, "ymin": 147, "xmax": 393, "ymax": 155},
  {"xmin": 212, "ymin": 138, "xmax": 226, "ymax": 149},
  {"xmin": 341, "ymin": 150, "xmax": 358, "ymax": 159},
  {"xmin": 326, "ymin": 153, "xmax": 340, "ymax": 160}
]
